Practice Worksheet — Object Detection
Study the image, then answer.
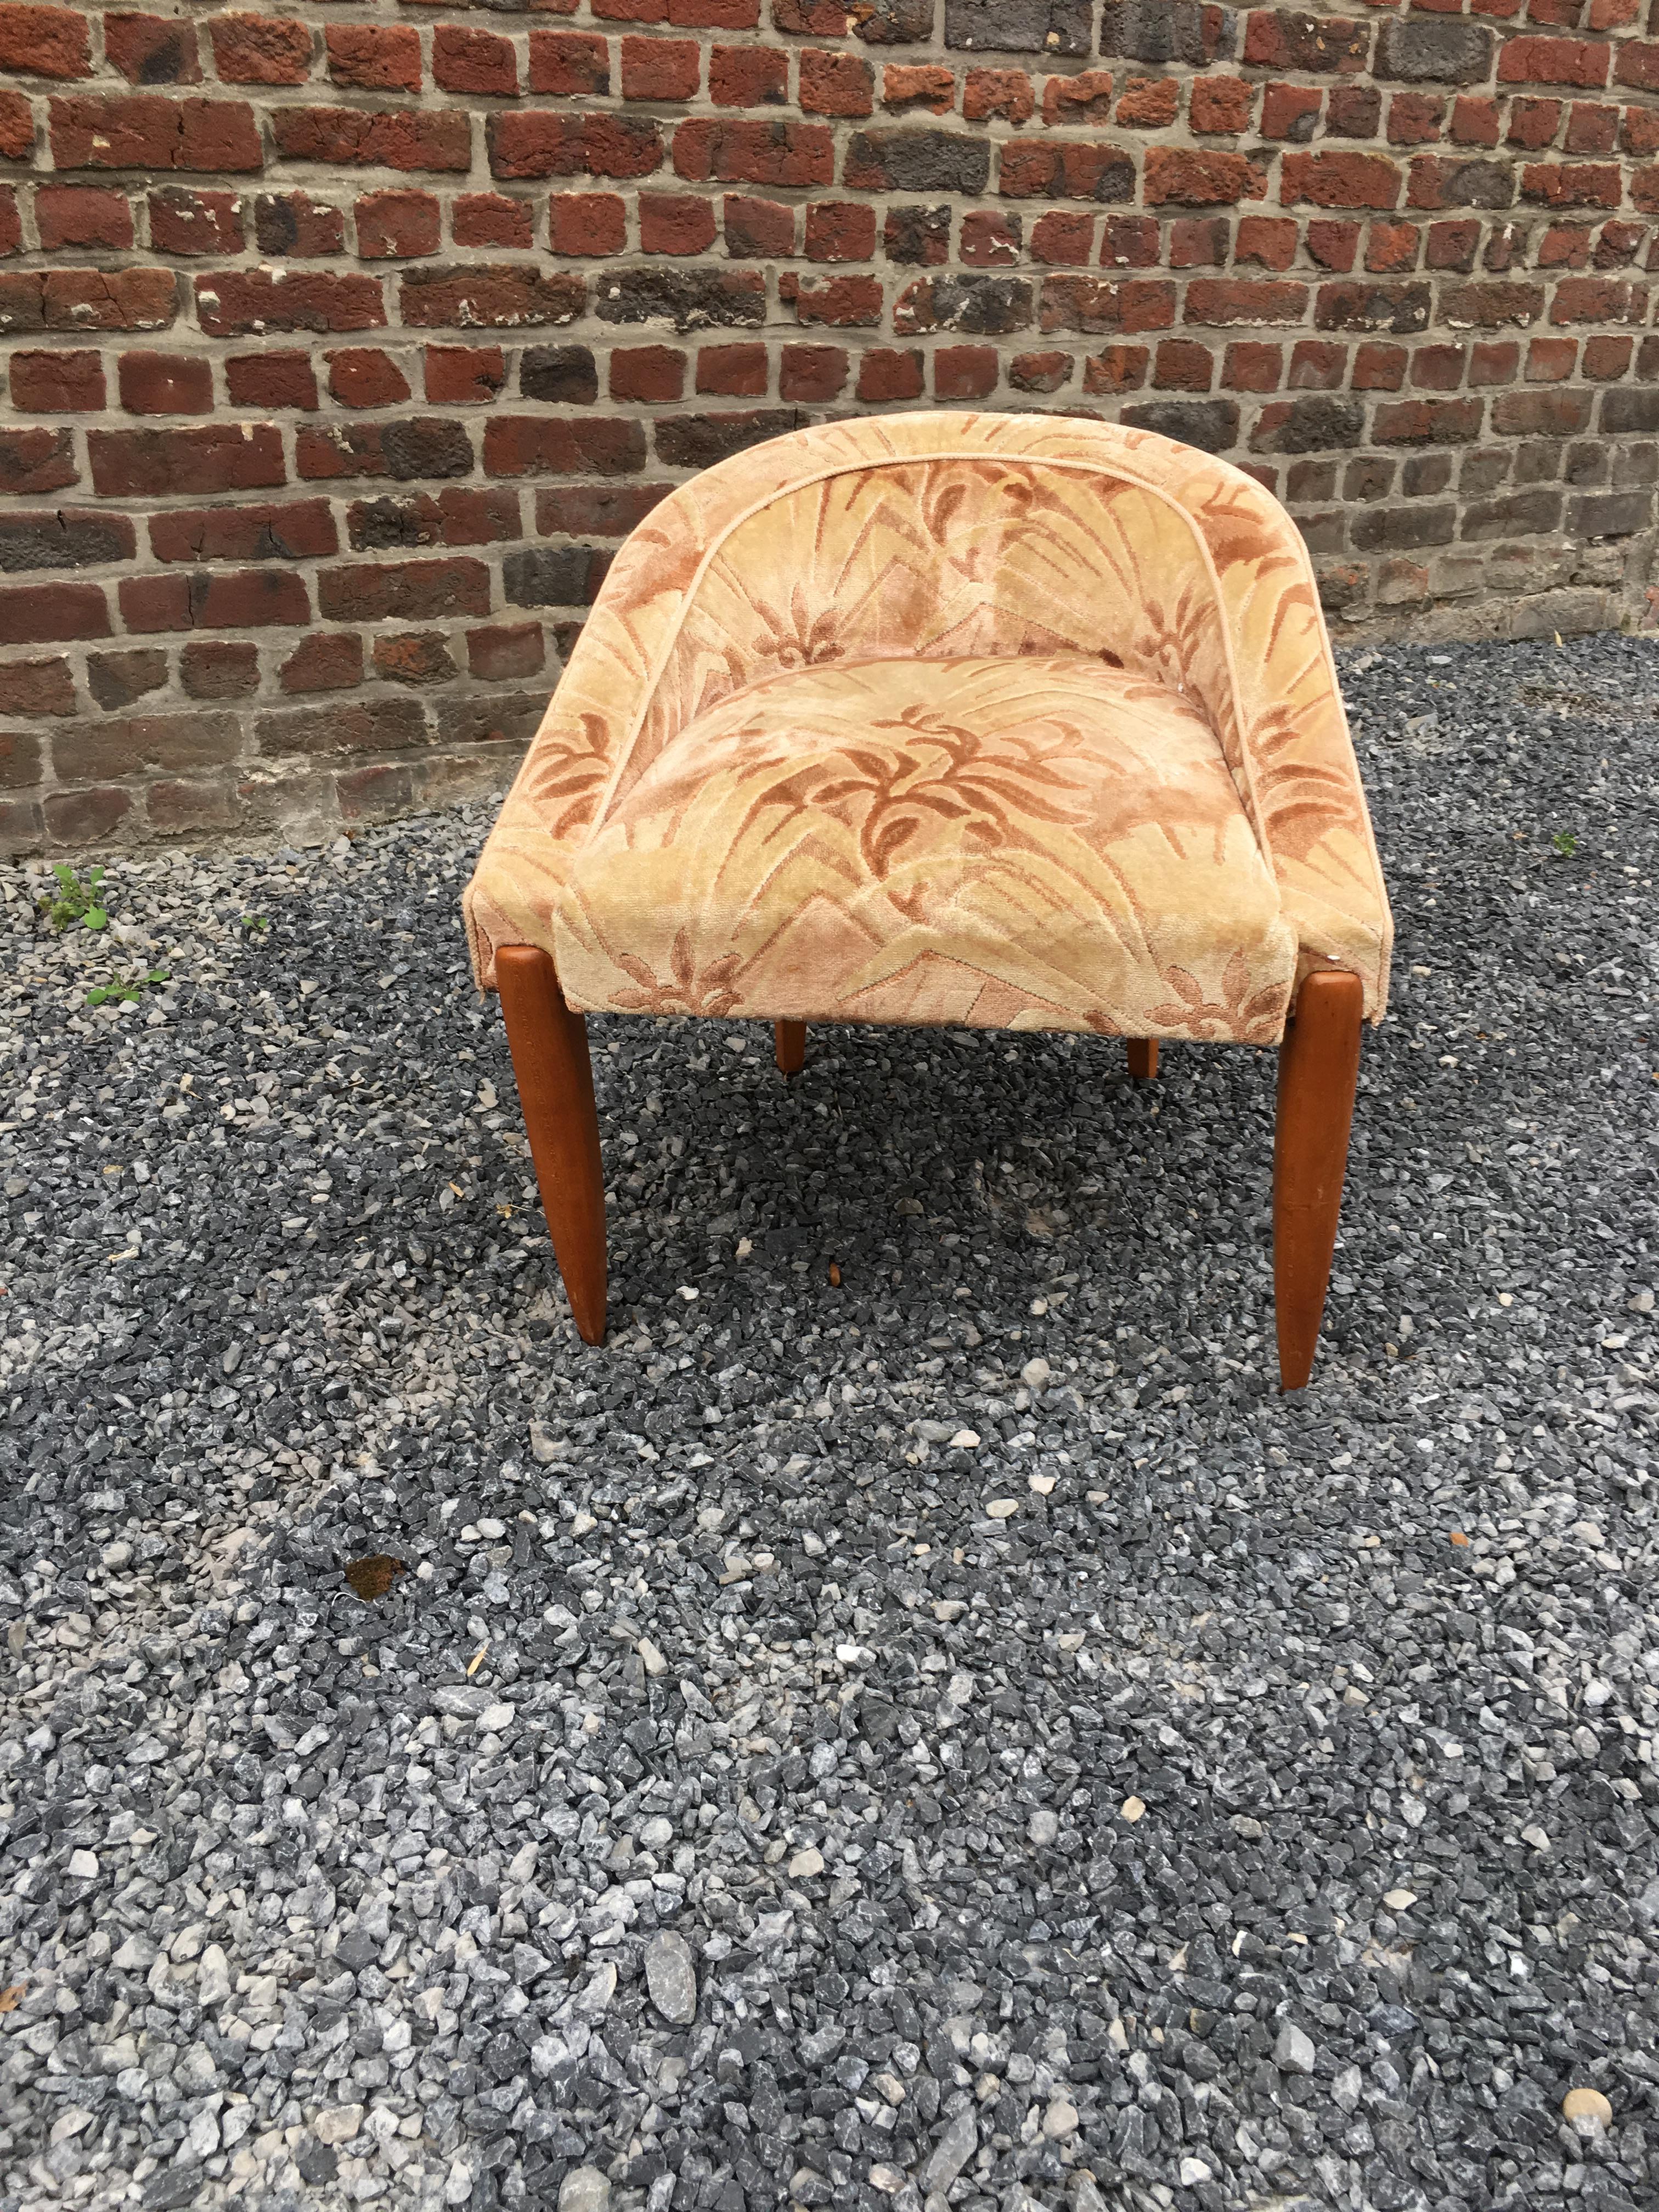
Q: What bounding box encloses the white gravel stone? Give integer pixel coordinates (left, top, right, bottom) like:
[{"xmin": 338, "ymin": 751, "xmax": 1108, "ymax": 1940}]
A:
[
  {"xmin": 313, "ymin": 2104, "xmax": 364, "ymax": 2146},
  {"xmin": 644, "ymin": 1930, "xmax": 697, "ymax": 2024}
]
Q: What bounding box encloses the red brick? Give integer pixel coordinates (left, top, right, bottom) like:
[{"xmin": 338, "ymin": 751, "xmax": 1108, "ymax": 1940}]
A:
[
  {"xmin": 641, "ymin": 191, "xmax": 718, "ymax": 253},
  {"xmin": 483, "ymin": 415, "xmax": 647, "ymax": 476},
  {"xmin": 280, "ymin": 631, "xmax": 363, "ymax": 693},
  {"xmin": 1373, "ymin": 395, "xmax": 1483, "ymax": 441},
  {"xmin": 0, "ymin": 90, "xmax": 29, "ymax": 157},
  {"xmin": 1614, "ymin": 41, "xmax": 1659, "ymax": 92},
  {"xmin": 727, "ymin": 194, "xmax": 795, "ymax": 255},
  {"xmin": 785, "ymin": 272, "xmax": 884, "ymax": 326},
  {"xmin": 251, "ymin": 189, "xmax": 342, "ymax": 257},
  {"xmin": 425, "ymin": 345, "xmax": 505, "ymax": 403},
  {"xmin": 50, "ymin": 95, "xmax": 262, "ymax": 172},
  {"xmin": 0, "ymin": 657, "xmax": 74, "ymax": 715},
  {"xmin": 1081, "ymin": 343, "xmax": 1150, "ymax": 392},
  {"xmin": 1145, "ymin": 146, "xmax": 1264, "ymax": 205},
  {"xmin": 1282, "ymin": 149, "xmax": 1402, "ymax": 209},
  {"xmin": 883, "ymin": 64, "xmax": 954, "ymax": 114},
  {"xmin": 1008, "ymin": 349, "xmax": 1068, "ymax": 392},
  {"xmin": 148, "ymin": 499, "xmax": 335, "ymax": 563},
  {"xmin": 964, "ymin": 67, "xmax": 1034, "ymax": 123},
  {"xmin": 779, "ymin": 342, "xmax": 847, "ymax": 399},
  {"xmin": 10, "ymin": 348, "xmax": 102, "ymax": 409},
  {"xmin": 1583, "ymin": 332, "xmax": 1633, "ymax": 377},
  {"xmin": 1538, "ymin": 223, "xmax": 1591, "ymax": 268},
  {"xmin": 610, "ymin": 343, "xmax": 686, "ymax": 400},
  {"xmin": 1262, "ymin": 82, "xmax": 1323, "ymax": 139},
  {"xmin": 1410, "ymin": 342, "xmax": 1466, "ymax": 388},
  {"xmin": 1243, "ymin": 9, "xmax": 1370, "ymax": 73},
  {"xmin": 0, "ymin": 583, "xmax": 108, "ymax": 642},
  {"xmin": 800, "ymin": 48, "xmax": 872, "ymax": 116},
  {"xmin": 274, "ymin": 105, "xmax": 472, "ymax": 174},
  {"xmin": 1493, "ymin": 385, "xmax": 1593, "ymax": 432},
  {"xmin": 326, "ymin": 24, "xmax": 421, "ymax": 92},
  {"xmin": 36, "ymin": 184, "xmax": 133, "ymax": 250},
  {"xmin": 1223, "ymin": 340, "xmax": 1283, "ymax": 391},
  {"xmin": 89, "ymin": 423, "xmax": 285, "ymax": 498},
  {"xmin": 1387, "ymin": 92, "xmax": 1444, "ymax": 145},
  {"xmin": 357, "ymin": 189, "xmax": 442, "ymax": 259},
  {"xmin": 26, "ymin": 267, "xmax": 176, "ymax": 331},
  {"xmin": 453, "ymin": 194, "xmax": 534, "ymax": 249},
  {"xmin": 318, "ymin": 558, "xmax": 491, "ymax": 623},
  {"xmin": 1498, "ymin": 36, "xmax": 1610, "ymax": 87},
  {"xmin": 328, "ymin": 347, "xmax": 411, "ymax": 408},
  {"xmin": 1508, "ymin": 96, "xmax": 1565, "ymax": 147},
  {"xmin": 434, "ymin": 25, "xmax": 517, "ymax": 96},
  {"xmin": 804, "ymin": 200, "xmax": 873, "ymax": 260},
  {"xmin": 1307, "ymin": 220, "xmax": 1362, "ymax": 269},
  {"xmin": 1353, "ymin": 341, "xmax": 1408, "ymax": 390},
  {"xmin": 374, "ymin": 630, "xmax": 456, "ymax": 687},
  {"xmin": 1526, "ymin": 334, "xmax": 1577, "ymax": 379},
  {"xmin": 550, "ymin": 193, "xmax": 627, "ymax": 255},
  {"xmin": 1565, "ymin": 101, "xmax": 1619, "ymax": 155},
  {"xmin": 1031, "ymin": 211, "xmax": 1094, "ymax": 263},
  {"xmin": 711, "ymin": 43, "xmax": 788, "ymax": 104},
  {"xmin": 528, "ymin": 33, "xmax": 609, "ymax": 99},
  {"xmin": 672, "ymin": 116, "xmax": 833, "ymax": 187},
  {"xmin": 1040, "ymin": 276, "xmax": 1174, "ymax": 335},
  {"xmin": 1190, "ymin": 76, "xmax": 1252, "ymax": 134},
  {"xmin": 1116, "ymin": 75, "xmax": 1180, "ymax": 128},
  {"xmin": 1235, "ymin": 213, "xmax": 1298, "ymax": 268},
  {"xmin": 1043, "ymin": 69, "xmax": 1115, "ymax": 124},
  {"xmin": 1184, "ymin": 277, "xmax": 1308, "ymax": 325},
  {"xmin": 490, "ymin": 110, "xmax": 663, "ymax": 179},
  {"xmin": 961, "ymin": 209, "xmax": 1020, "ymax": 265},
  {"xmin": 1366, "ymin": 221, "xmax": 1420, "ymax": 271},
  {"xmin": 225, "ymin": 351, "xmax": 317, "ymax": 409},
  {"xmin": 1288, "ymin": 339, "xmax": 1345, "ymax": 390},
  {"xmin": 1426, "ymin": 217, "xmax": 1482, "ymax": 270},
  {"xmin": 856, "ymin": 347, "xmax": 923, "ymax": 402},
  {"xmin": 1550, "ymin": 274, "xmax": 1638, "ymax": 320},
  {"xmin": 118, "ymin": 349, "xmax": 212, "ymax": 414},
  {"xmin": 208, "ymin": 14, "xmax": 313, "ymax": 85},
  {"xmin": 618, "ymin": 35, "xmax": 696, "ymax": 99},
  {"xmin": 0, "ymin": 4, "xmax": 91, "ymax": 78},
  {"xmin": 1100, "ymin": 215, "xmax": 1160, "ymax": 266},
  {"xmin": 467, "ymin": 623, "xmax": 544, "ymax": 681},
  {"xmin": 1000, "ymin": 141, "xmax": 1135, "ymax": 202},
  {"xmin": 1522, "ymin": 160, "xmax": 1622, "ymax": 205},
  {"xmin": 535, "ymin": 484, "xmax": 671, "ymax": 537},
  {"xmin": 44, "ymin": 788, "xmax": 130, "ymax": 843},
  {"xmin": 1327, "ymin": 83, "xmax": 1381, "ymax": 137},
  {"xmin": 696, "ymin": 340, "xmax": 766, "ymax": 394},
  {"xmin": 1170, "ymin": 217, "xmax": 1228, "ymax": 266},
  {"xmin": 1451, "ymin": 95, "xmax": 1502, "ymax": 147},
  {"xmin": 1469, "ymin": 338, "xmax": 1520, "ymax": 384},
  {"xmin": 0, "ymin": 184, "xmax": 18, "ymax": 253},
  {"xmin": 933, "ymin": 343, "xmax": 997, "ymax": 397},
  {"xmin": 196, "ymin": 269, "xmax": 384, "ymax": 336},
  {"xmin": 1154, "ymin": 337, "xmax": 1214, "ymax": 391},
  {"xmin": 345, "ymin": 487, "xmax": 519, "ymax": 550}
]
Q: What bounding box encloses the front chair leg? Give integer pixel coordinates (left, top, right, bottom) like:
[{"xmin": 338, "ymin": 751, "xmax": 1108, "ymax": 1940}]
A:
[
  {"xmin": 1273, "ymin": 969, "xmax": 1363, "ymax": 1391},
  {"xmin": 775, "ymin": 1020, "xmax": 806, "ymax": 1077},
  {"xmin": 1126, "ymin": 1038, "xmax": 1158, "ymax": 1081},
  {"xmin": 494, "ymin": 945, "xmax": 607, "ymax": 1345}
]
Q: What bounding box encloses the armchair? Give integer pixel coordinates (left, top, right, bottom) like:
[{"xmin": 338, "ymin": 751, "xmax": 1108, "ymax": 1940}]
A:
[{"xmin": 464, "ymin": 411, "xmax": 1391, "ymax": 1387}]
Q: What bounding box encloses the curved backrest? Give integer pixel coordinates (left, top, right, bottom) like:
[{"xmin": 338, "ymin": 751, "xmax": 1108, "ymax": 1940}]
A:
[{"xmin": 591, "ymin": 413, "xmax": 1328, "ymax": 854}]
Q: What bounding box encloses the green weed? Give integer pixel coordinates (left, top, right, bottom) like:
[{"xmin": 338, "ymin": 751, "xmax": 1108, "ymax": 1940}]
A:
[
  {"xmin": 1551, "ymin": 830, "xmax": 1579, "ymax": 859},
  {"xmin": 87, "ymin": 967, "xmax": 169, "ymax": 1008},
  {"xmin": 39, "ymin": 862, "xmax": 108, "ymax": 933}
]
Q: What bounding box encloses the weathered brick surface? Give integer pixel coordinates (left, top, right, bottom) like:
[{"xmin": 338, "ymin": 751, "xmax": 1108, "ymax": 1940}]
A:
[{"xmin": 0, "ymin": 0, "xmax": 1655, "ymax": 850}]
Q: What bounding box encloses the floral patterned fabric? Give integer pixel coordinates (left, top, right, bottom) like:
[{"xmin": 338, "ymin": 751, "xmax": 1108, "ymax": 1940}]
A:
[{"xmin": 464, "ymin": 411, "xmax": 1391, "ymax": 1041}]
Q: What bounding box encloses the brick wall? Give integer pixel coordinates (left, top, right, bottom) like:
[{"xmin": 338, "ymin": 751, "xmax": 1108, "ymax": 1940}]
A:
[{"xmin": 1, "ymin": 0, "xmax": 1657, "ymax": 853}]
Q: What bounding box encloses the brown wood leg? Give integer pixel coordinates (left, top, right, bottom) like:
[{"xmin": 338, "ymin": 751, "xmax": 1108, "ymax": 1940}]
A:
[
  {"xmin": 775, "ymin": 1020, "xmax": 805, "ymax": 1077},
  {"xmin": 1273, "ymin": 968, "xmax": 1363, "ymax": 1391},
  {"xmin": 1126, "ymin": 1038, "xmax": 1159, "ymax": 1081},
  {"xmin": 494, "ymin": 945, "xmax": 607, "ymax": 1345}
]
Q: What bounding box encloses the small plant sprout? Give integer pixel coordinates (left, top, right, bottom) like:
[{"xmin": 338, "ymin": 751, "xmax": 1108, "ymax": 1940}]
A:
[
  {"xmin": 241, "ymin": 914, "xmax": 270, "ymax": 933},
  {"xmin": 1551, "ymin": 830, "xmax": 1579, "ymax": 859},
  {"xmin": 86, "ymin": 967, "xmax": 169, "ymax": 1009},
  {"xmin": 40, "ymin": 863, "xmax": 108, "ymax": 932}
]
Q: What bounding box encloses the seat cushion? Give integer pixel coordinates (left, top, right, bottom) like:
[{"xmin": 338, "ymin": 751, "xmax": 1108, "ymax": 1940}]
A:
[{"xmin": 547, "ymin": 653, "xmax": 1299, "ymax": 1042}]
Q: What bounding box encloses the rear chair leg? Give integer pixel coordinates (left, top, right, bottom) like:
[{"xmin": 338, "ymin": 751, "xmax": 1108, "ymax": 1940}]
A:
[
  {"xmin": 775, "ymin": 1020, "xmax": 806, "ymax": 1077},
  {"xmin": 1273, "ymin": 969, "xmax": 1363, "ymax": 1391},
  {"xmin": 1126, "ymin": 1039, "xmax": 1159, "ymax": 1081},
  {"xmin": 494, "ymin": 945, "xmax": 607, "ymax": 1345}
]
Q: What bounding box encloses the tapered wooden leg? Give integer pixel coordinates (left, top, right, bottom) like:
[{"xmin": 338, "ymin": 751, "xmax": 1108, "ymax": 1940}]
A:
[
  {"xmin": 1273, "ymin": 969, "xmax": 1363, "ymax": 1391},
  {"xmin": 1126, "ymin": 1038, "xmax": 1159, "ymax": 1081},
  {"xmin": 494, "ymin": 945, "xmax": 607, "ymax": 1345},
  {"xmin": 775, "ymin": 1020, "xmax": 805, "ymax": 1077}
]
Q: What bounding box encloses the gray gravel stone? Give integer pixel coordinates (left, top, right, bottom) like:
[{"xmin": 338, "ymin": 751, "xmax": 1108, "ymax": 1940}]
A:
[
  {"xmin": 643, "ymin": 1929, "xmax": 697, "ymax": 2024},
  {"xmin": 2, "ymin": 631, "xmax": 1657, "ymax": 2212}
]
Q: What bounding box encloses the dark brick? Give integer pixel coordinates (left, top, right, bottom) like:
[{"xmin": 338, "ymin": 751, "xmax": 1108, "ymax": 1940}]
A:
[
  {"xmin": 592, "ymin": 267, "xmax": 766, "ymax": 331},
  {"xmin": 1570, "ymin": 489, "xmax": 1652, "ymax": 535},
  {"xmin": 1119, "ymin": 398, "xmax": 1240, "ymax": 452},
  {"xmin": 0, "ymin": 510, "xmax": 134, "ymax": 571},
  {"xmin": 1376, "ymin": 16, "xmax": 1494, "ymax": 86},
  {"xmin": 1460, "ymin": 488, "xmax": 1563, "ymax": 538},
  {"xmin": 295, "ymin": 417, "xmax": 475, "ymax": 483},
  {"xmin": 53, "ymin": 710, "xmax": 239, "ymax": 782},
  {"xmin": 0, "ymin": 657, "xmax": 75, "ymax": 715},
  {"xmin": 502, "ymin": 544, "xmax": 612, "ymax": 607},
  {"xmin": 653, "ymin": 407, "xmax": 804, "ymax": 466},
  {"xmin": 1313, "ymin": 280, "xmax": 1432, "ymax": 332},
  {"xmin": 1251, "ymin": 396, "xmax": 1366, "ymax": 453},
  {"xmin": 43, "ymin": 787, "xmax": 131, "ymax": 846},
  {"xmin": 944, "ymin": 0, "xmax": 1090, "ymax": 54},
  {"xmin": 521, "ymin": 343, "xmax": 599, "ymax": 403},
  {"xmin": 317, "ymin": 558, "xmax": 490, "ymax": 622},
  {"xmin": 891, "ymin": 273, "xmax": 1033, "ymax": 334},
  {"xmin": 845, "ymin": 128, "xmax": 990, "ymax": 192},
  {"xmin": 1348, "ymin": 504, "xmax": 1457, "ymax": 549},
  {"xmin": 345, "ymin": 487, "xmax": 520, "ymax": 551},
  {"xmin": 257, "ymin": 697, "xmax": 428, "ymax": 757},
  {"xmin": 181, "ymin": 638, "xmax": 258, "ymax": 698}
]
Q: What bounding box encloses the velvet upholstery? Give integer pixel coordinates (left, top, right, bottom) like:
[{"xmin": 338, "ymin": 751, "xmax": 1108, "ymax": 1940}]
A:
[{"xmin": 464, "ymin": 411, "xmax": 1391, "ymax": 1042}]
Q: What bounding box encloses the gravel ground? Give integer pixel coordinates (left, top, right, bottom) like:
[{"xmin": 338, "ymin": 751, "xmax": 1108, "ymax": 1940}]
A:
[{"xmin": 1, "ymin": 631, "xmax": 1657, "ymax": 2212}]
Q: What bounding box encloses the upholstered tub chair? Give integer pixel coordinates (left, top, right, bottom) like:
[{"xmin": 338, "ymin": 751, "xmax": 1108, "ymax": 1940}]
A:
[{"xmin": 464, "ymin": 411, "xmax": 1391, "ymax": 1389}]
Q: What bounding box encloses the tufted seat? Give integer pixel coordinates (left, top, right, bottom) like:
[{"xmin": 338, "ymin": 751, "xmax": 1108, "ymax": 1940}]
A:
[{"xmin": 463, "ymin": 411, "xmax": 1392, "ymax": 1386}]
